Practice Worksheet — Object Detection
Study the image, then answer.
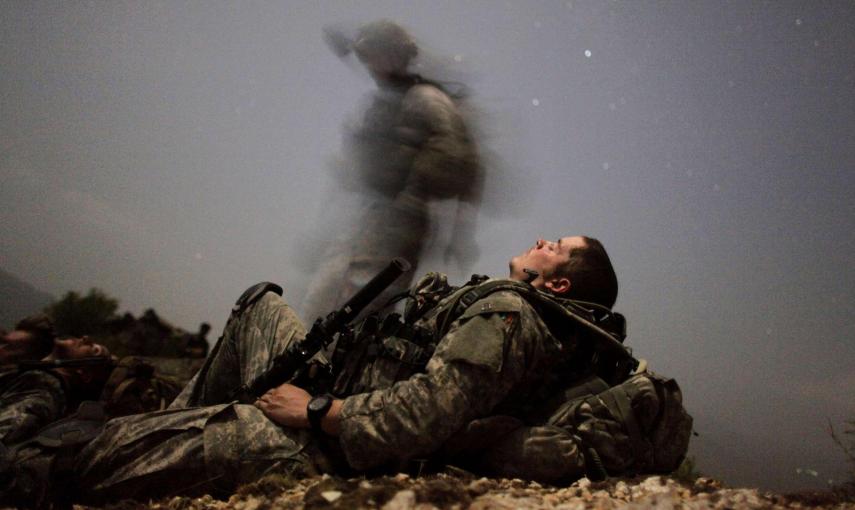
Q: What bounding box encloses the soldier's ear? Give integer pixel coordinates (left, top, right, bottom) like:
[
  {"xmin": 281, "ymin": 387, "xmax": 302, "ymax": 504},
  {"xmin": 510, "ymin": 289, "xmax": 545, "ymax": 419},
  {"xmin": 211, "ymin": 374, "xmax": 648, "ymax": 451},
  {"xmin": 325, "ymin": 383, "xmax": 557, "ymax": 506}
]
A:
[{"xmin": 545, "ymin": 277, "xmax": 571, "ymax": 295}]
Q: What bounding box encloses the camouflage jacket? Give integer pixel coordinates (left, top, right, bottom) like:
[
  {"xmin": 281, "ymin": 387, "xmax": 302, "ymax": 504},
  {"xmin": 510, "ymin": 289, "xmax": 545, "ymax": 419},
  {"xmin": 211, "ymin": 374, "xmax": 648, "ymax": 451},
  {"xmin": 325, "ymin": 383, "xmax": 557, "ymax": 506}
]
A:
[
  {"xmin": 334, "ymin": 273, "xmax": 691, "ymax": 479},
  {"xmin": 0, "ymin": 369, "xmax": 67, "ymax": 445},
  {"xmin": 335, "ymin": 275, "xmax": 570, "ymax": 471}
]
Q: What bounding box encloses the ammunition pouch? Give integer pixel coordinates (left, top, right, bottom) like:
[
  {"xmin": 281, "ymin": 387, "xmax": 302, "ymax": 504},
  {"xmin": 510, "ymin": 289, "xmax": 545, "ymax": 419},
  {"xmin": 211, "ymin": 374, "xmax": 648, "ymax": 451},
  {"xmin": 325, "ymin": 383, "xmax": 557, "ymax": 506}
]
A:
[{"xmin": 329, "ymin": 312, "xmax": 436, "ymax": 396}]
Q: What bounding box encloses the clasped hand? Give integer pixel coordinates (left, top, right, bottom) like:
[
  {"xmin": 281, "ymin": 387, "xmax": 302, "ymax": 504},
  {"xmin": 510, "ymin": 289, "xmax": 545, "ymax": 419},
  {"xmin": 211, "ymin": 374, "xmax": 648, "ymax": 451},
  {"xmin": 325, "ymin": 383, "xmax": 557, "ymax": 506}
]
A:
[{"xmin": 254, "ymin": 383, "xmax": 311, "ymax": 429}]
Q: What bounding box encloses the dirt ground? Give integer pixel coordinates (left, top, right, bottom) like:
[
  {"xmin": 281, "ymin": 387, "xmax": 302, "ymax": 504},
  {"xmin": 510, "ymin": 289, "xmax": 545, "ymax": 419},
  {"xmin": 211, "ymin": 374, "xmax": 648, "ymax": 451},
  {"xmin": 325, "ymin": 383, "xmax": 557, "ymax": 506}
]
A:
[{"xmin": 80, "ymin": 472, "xmax": 855, "ymax": 510}]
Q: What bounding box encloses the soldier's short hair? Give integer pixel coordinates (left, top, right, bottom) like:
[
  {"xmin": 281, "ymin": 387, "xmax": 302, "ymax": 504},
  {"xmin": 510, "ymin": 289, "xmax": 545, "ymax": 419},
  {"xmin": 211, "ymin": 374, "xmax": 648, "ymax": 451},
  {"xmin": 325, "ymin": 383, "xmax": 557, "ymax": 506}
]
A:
[
  {"xmin": 353, "ymin": 20, "xmax": 418, "ymax": 70},
  {"xmin": 14, "ymin": 313, "xmax": 56, "ymax": 358},
  {"xmin": 558, "ymin": 237, "xmax": 618, "ymax": 309}
]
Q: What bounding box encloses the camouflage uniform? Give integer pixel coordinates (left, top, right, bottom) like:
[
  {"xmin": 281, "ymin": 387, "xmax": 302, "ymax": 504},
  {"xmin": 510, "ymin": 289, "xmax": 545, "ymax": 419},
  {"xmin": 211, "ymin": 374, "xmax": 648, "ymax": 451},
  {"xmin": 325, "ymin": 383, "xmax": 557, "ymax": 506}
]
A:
[
  {"xmin": 71, "ymin": 293, "xmax": 318, "ymax": 503},
  {"xmin": 301, "ymin": 80, "xmax": 481, "ymax": 321},
  {"xmin": 0, "ymin": 370, "xmax": 66, "ymax": 445},
  {"xmin": 6, "ymin": 275, "xmax": 690, "ymax": 506},
  {"xmin": 469, "ymin": 371, "xmax": 693, "ymax": 484},
  {"xmin": 335, "ymin": 281, "xmax": 559, "ymax": 471},
  {"xmin": 62, "ymin": 276, "xmax": 568, "ymax": 503}
]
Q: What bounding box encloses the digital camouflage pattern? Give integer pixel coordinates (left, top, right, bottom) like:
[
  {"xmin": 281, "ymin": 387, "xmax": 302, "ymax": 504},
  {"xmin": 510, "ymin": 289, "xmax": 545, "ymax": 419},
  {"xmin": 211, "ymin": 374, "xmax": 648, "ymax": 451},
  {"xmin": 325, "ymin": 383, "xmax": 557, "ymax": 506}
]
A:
[
  {"xmin": 65, "ymin": 281, "xmax": 562, "ymax": 502},
  {"xmin": 337, "ymin": 286, "xmax": 561, "ymax": 470},
  {"xmin": 473, "ymin": 371, "xmax": 693, "ymax": 484},
  {"xmin": 547, "ymin": 371, "xmax": 693, "ymax": 475},
  {"xmin": 2, "ymin": 274, "xmax": 692, "ymax": 506},
  {"xmin": 71, "ymin": 293, "xmax": 318, "ymax": 504},
  {"xmin": 0, "ymin": 369, "xmax": 66, "ymax": 444}
]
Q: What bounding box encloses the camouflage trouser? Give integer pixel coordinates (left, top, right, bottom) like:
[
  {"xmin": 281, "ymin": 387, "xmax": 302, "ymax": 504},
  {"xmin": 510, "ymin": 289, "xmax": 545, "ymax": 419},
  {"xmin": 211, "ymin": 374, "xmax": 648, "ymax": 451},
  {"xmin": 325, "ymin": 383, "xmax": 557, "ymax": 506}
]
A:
[{"xmin": 72, "ymin": 292, "xmax": 324, "ymax": 504}]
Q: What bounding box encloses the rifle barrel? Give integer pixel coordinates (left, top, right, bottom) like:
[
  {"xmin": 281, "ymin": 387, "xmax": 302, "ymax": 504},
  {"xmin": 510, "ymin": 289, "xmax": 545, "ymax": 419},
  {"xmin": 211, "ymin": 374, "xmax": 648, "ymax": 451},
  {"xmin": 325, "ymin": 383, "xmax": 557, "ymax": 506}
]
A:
[
  {"xmin": 17, "ymin": 357, "xmax": 113, "ymax": 371},
  {"xmin": 337, "ymin": 257, "xmax": 411, "ymax": 322}
]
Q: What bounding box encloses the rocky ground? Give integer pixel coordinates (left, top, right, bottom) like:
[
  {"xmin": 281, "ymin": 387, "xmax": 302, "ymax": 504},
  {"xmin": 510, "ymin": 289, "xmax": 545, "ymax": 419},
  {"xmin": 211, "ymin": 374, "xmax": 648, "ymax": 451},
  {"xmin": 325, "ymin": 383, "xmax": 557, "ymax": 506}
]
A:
[{"xmin": 85, "ymin": 473, "xmax": 855, "ymax": 510}]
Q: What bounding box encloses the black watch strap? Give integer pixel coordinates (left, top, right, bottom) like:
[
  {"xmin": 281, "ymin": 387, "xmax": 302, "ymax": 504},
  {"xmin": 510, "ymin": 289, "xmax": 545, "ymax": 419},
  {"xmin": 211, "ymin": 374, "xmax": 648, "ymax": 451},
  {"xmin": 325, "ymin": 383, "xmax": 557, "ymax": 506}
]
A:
[{"xmin": 307, "ymin": 394, "xmax": 333, "ymax": 433}]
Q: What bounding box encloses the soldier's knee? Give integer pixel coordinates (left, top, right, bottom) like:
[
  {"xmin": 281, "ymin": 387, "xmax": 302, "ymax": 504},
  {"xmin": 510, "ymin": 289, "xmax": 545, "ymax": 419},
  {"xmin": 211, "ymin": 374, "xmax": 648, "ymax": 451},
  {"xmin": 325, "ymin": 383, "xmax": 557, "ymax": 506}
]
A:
[{"xmin": 232, "ymin": 282, "xmax": 284, "ymax": 318}]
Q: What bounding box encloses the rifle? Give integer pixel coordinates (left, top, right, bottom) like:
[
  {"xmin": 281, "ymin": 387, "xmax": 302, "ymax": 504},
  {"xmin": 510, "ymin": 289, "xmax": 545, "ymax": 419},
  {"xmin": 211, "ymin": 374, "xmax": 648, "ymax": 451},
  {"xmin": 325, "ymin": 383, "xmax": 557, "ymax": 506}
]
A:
[
  {"xmin": 16, "ymin": 357, "xmax": 115, "ymax": 371},
  {"xmin": 229, "ymin": 257, "xmax": 411, "ymax": 404}
]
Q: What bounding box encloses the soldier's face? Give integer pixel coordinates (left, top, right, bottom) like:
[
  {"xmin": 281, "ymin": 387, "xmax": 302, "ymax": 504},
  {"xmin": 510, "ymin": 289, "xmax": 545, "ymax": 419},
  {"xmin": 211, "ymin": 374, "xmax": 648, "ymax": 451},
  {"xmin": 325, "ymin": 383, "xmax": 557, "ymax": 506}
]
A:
[
  {"xmin": 509, "ymin": 236, "xmax": 585, "ymax": 293},
  {"xmin": 0, "ymin": 330, "xmax": 36, "ymax": 362},
  {"xmin": 53, "ymin": 336, "xmax": 110, "ymax": 360}
]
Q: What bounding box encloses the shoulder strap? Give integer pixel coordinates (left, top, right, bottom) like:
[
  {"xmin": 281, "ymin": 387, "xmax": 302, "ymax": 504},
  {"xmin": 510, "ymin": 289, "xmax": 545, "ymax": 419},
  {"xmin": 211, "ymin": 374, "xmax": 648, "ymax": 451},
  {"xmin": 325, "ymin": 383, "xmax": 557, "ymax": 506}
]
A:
[{"xmin": 438, "ymin": 280, "xmax": 635, "ymax": 367}]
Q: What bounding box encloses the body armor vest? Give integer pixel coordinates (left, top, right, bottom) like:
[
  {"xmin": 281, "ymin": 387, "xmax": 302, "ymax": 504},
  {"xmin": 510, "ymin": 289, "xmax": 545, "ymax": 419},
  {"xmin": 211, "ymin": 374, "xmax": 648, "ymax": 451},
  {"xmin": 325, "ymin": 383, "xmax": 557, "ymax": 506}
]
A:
[{"xmin": 325, "ymin": 272, "xmax": 635, "ymax": 399}]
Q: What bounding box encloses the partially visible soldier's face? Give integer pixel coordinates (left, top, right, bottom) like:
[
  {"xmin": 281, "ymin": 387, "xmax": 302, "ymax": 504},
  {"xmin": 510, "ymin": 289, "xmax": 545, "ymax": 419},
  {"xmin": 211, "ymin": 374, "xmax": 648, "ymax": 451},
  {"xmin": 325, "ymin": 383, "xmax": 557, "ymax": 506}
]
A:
[
  {"xmin": 1, "ymin": 329, "xmax": 33, "ymax": 346},
  {"xmin": 509, "ymin": 236, "xmax": 585, "ymax": 290},
  {"xmin": 0, "ymin": 330, "xmax": 36, "ymax": 363},
  {"xmin": 53, "ymin": 336, "xmax": 111, "ymax": 360}
]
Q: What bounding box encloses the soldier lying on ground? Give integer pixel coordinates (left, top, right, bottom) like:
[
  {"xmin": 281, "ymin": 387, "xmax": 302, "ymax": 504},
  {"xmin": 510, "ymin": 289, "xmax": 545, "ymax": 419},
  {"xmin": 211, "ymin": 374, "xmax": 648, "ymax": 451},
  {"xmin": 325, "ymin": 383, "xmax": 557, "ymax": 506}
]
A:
[
  {"xmin": 0, "ymin": 336, "xmax": 112, "ymax": 445},
  {"xmin": 1, "ymin": 236, "xmax": 692, "ymax": 507}
]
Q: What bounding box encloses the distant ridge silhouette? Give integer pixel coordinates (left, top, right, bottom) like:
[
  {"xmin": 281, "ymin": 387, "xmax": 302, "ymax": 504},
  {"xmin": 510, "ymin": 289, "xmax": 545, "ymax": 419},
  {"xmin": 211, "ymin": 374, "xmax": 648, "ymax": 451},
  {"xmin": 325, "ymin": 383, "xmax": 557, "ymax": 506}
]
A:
[{"xmin": 0, "ymin": 267, "xmax": 54, "ymax": 329}]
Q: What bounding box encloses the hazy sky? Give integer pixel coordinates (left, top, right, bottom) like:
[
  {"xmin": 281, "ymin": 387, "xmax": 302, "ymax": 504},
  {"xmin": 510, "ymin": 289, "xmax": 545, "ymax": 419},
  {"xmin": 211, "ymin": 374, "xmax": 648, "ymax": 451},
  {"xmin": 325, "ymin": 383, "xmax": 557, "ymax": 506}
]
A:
[{"xmin": 2, "ymin": 1, "xmax": 853, "ymax": 492}]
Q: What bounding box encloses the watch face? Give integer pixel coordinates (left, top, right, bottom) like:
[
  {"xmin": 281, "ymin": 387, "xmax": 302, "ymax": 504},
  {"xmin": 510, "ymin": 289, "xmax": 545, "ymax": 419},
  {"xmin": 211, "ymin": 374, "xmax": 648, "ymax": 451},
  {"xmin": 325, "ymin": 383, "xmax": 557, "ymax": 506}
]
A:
[{"xmin": 309, "ymin": 395, "xmax": 331, "ymax": 413}]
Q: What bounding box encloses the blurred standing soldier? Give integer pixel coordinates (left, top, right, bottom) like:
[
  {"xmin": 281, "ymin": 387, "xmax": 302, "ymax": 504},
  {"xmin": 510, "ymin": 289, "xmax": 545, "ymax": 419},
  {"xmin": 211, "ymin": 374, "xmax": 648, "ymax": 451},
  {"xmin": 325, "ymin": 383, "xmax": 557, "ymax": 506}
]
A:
[{"xmin": 302, "ymin": 20, "xmax": 483, "ymax": 320}]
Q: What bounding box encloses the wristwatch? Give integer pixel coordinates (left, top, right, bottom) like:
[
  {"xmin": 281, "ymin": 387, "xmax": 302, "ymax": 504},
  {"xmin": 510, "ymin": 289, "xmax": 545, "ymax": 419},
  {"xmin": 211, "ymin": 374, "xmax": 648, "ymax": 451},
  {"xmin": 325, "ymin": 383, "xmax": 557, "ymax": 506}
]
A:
[{"xmin": 306, "ymin": 394, "xmax": 333, "ymax": 433}]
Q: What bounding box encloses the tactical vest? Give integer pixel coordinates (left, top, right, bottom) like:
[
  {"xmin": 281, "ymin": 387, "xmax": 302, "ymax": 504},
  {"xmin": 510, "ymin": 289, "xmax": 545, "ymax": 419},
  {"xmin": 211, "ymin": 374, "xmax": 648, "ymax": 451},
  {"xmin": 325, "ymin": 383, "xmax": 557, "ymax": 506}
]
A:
[
  {"xmin": 324, "ymin": 273, "xmax": 692, "ymax": 479},
  {"xmin": 325, "ymin": 272, "xmax": 633, "ymax": 398}
]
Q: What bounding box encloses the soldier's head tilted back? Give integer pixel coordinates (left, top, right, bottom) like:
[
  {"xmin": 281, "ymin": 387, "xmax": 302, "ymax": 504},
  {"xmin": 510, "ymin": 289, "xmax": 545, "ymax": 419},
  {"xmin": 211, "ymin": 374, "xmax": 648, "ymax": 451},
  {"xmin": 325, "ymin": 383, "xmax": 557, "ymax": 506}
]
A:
[
  {"xmin": 46, "ymin": 336, "xmax": 114, "ymax": 401},
  {"xmin": 509, "ymin": 236, "xmax": 618, "ymax": 308}
]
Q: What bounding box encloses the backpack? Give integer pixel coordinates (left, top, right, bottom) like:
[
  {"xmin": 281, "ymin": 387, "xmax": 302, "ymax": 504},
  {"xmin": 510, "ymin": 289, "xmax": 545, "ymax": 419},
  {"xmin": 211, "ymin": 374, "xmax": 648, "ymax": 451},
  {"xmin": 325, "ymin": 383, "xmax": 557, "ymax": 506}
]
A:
[
  {"xmin": 547, "ymin": 370, "xmax": 693, "ymax": 477},
  {"xmin": 407, "ymin": 275, "xmax": 692, "ymax": 478}
]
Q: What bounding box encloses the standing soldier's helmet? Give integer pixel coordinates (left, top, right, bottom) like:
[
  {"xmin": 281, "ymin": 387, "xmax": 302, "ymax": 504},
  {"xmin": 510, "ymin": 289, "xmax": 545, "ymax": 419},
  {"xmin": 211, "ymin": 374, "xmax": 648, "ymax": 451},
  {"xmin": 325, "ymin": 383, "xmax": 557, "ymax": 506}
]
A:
[{"xmin": 353, "ymin": 20, "xmax": 419, "ymax": 73}]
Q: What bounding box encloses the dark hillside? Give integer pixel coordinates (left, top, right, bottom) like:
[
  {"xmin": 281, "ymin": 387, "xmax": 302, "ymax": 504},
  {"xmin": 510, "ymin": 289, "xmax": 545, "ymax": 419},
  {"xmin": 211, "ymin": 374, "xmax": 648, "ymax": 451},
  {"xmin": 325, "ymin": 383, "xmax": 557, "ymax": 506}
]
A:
[{"xmin": 0, "ymin": 268, "xmax": 54, "ymax": 330}]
